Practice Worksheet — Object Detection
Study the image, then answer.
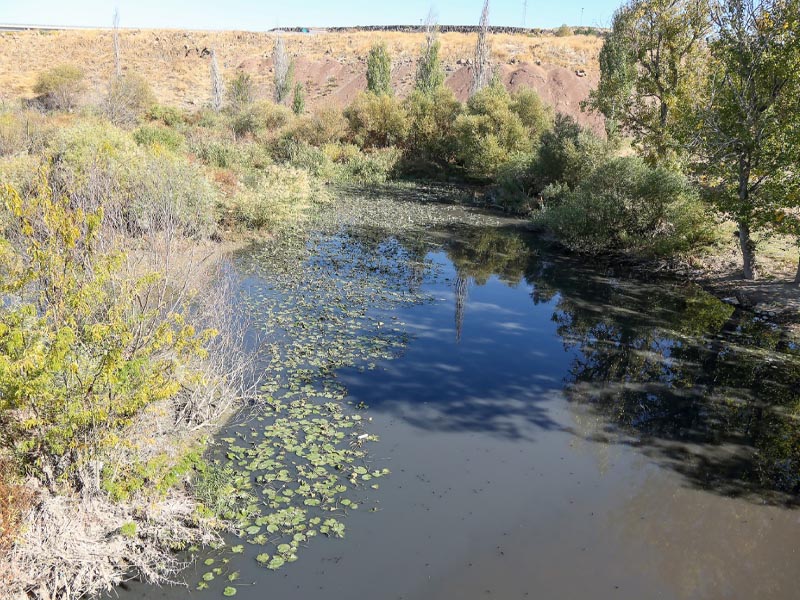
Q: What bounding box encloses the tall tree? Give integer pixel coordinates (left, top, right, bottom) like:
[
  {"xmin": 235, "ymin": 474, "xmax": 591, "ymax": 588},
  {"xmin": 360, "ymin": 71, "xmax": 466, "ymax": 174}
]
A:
[
  {"xmin": 415, "ymin": 10, "xmax": 445, "ymax": 95},
  {"xmin": 273, "ymin": 35, "xmax": 294, "ymax": 104},
  {"xmin": 471, "ymin": 0, "xmax": 492, "ymax": 96},
  {"xmin": 586, "ymin": 0, "xmax": 710, "ymax": 163},
  {"xmin": 210, "ymin": 49, "xmax": 224, "ymax": 112},
  {"xmin": 690, "ymin": 0, "xmax": 800, "ymax": 280},
  {"xmin": 366, "ymin": 42, "xmax": 393, "ymax": 96},
  {"xmin": 112, "ymin": 8, "xmax": 121, "ymax": 78}
]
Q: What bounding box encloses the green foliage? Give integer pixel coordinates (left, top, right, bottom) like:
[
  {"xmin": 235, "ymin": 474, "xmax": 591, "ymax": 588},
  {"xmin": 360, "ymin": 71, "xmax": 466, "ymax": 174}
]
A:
[
  {"xmin": 232, "ymin": 165, "xmax": 324, "ymax": 229},
  {"xmin": 0, "ymin": 181, "xmax": 217, "ymax": 485},
  {"xmin": 535, "ymin": 156, "xmax": 711, "ymax": 255},
  {"xmin": 555, "ymin": 24, "xmax": 574, "ymax": 37},
  {"xmin": 453, "ymin": 82, "xmax": 534, "ymax": 181},
  {"xmin": 686, "ymin": 0, "xmax": 800, "ymax": 278},
  {"xmin": 415, "ymin": 39, "xmax": 445, "ymax": 95},
  {"xmin": 366, "ymin": 42, "xmax": 393, "ymax": 96},
  {"xmin": 292, "ymin": 83, "xmax": 306, "ymax": 116},
  {"xmin": 33, "ymin": 65, "xmax": 86, "ymax": 111},
  {"xmin": 48, "ymin": 120, "xmax": 217, "ymax": 237},
  {"xmin": 404, "ymin": 87, "xmax": 462, "ymax": 173},
  {"xmin": 104, "ymin": 73, "xmax": 156, "ymax": 126},
  {"xmin": 230, "ymin": 101, "xmax": 293, "ymax": 140},
  {"xmin": 119, "ymin": 522, "xmax": 138, "ymax": 538},
  {"xmin": 227, "ymin": 72, "xmax": 254, "ymax": 112},
  {"xmin": 132, "ymin": 124, "xmax": 185, "ymax": 152},
  {"xmin": 586, "ymin": 0, "xmax": 709, "ymax": 163},
  {"xmin": 530, "ymin": 114, "xmax": 609, "ymax": 197},
  {"xmin": 146, "ymin": 104, "xmax": 185, "ymax": 127},
  {"xmin": 344, "ymin": 92, "xmax": 408, "ymax": 149},
  {"xmin": 285, "ymin": 107, "xmax": 347, "ymax": 147},
  {"xmin": 102, "ymin": 447, "xmax": 205, "ymax": 502}
]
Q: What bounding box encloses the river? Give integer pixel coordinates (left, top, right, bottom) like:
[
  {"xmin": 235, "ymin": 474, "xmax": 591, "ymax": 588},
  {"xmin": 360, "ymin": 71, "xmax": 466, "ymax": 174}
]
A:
[{"xmin": 122, "ymin": 188, "xmax": 800, "ymax": 600}]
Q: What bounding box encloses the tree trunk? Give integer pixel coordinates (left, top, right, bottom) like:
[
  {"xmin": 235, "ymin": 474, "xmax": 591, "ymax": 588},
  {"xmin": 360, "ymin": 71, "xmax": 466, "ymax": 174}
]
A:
[{"xmin": 738, "ymin": 221, "xmax": 757, "ymax": 280}]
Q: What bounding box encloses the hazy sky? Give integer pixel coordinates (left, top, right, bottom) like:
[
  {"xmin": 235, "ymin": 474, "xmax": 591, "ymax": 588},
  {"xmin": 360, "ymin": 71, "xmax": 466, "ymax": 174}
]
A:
[{"xmin": 0, "ymin": 0, "xmax": 620, "ymax": 30}]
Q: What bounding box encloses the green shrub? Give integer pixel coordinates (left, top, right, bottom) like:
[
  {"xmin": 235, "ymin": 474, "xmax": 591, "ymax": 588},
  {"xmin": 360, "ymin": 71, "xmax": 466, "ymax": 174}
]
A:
[
  {"xmin": 511, "ymin": 89, "xmax": 554, "ymax": 139},
  {"xmin": 534, "ymin": 156, "xmax": 711, "ymax": 255},
  {"xmin": 47, "ymin": 120, "xmax": 217, "ymax": 237},
  {"xmin": 230, "ymin": 101, "xmax": 293, "ymax": 140},
  {"xmin": 227, "ymin": 72, "xmax": 254, "ymax": 112},
  {"xmin": 232, "ymin": 165, "xmax": 325, "ymax": 229},
  {"xmin": 345, "ymin": 92, "xmax": 409, "ymax": 148},
  {"xmin": 147, "ymin": 104, "xmax": 185, "ymax": 127},
  {"xmin": 323, "ymin": 143, "xmax": 401, "ymax": 184},
  {"xmin": 33, "ymin": 65, "xmax": 85, "ymax": 110},
  {"xmin": 103, "ymin": 73, "xmax": 156, "ymax": 126},
  {"xmin": 555, "ymin": 24, "xmax": 574, "ymax": 37},
  {"xmin": 530, "ymin": 114, "xmax": 609, "ymax": 198},
  {"xmin": 191, "ymin": 138, "xmax": 271, "ymax": 170},
  {"xmin": 404, "ymin": 87, "xmax": 462, "ymax": 173},
  {"xmin": 292, "ymin": 83, "xmax": 306, "ymax": 115},
  {"xmin": 0, "ymin": 182, "xmax": 217, "ymax": 484},
  {"xmin": 285, "ymin": 107, "xmax": 347, "ymax": 147},
  {"xmin": 453, "ymin": 82, "xmax": 531, "ymax": 181},
  {"xmin": 133, "ymin": 124, "xmax": 185, "ymax": 152},
  {"xmin": 366, "ymin": 42, "xmax": 393, "ymax": 96}
]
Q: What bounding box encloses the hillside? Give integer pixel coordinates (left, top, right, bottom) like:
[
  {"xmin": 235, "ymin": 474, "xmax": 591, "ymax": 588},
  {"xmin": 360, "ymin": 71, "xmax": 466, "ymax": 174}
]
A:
[{"xmin": 0, "ymin": 28, "xmax": 604, "ymax": 130}]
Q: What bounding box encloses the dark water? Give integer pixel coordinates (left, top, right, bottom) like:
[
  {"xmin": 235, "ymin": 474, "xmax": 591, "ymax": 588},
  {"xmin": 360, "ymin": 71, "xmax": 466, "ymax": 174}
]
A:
[{"xmin": 126, "ymin": 198, "xmax": 800, "ymax": 600}]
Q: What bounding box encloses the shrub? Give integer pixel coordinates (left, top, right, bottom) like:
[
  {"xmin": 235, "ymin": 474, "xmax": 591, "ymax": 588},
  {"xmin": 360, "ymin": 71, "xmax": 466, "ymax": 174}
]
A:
[
  {"xmin": 230, "ymin": 101, "xmax": 293, "ymax": 140},
  {"xmin": 511, "ymin": 89, "xmax": 554, "ymax": 140},
  {"xmin": 227, "ymin": 72, "xmax": 254, "ymax": 112},
  {"xmin": 323, "ymin": 143, "xmax": 401, "ymax": 184},
  {"xmin": 0, "ymin": 110, "xmax": 50, "ymax": 156},
  {"xmin": 366, "ymin": 42, "xmax": 393, "ymax": 96},
  {"xmin": 33, "ymin": 65, "xmax": 85, "ymax": 111},
  {"xmin": 453, "ymin": 82, "xmax": 531, "ymax": 181},
  {"xmin": 530, "ymin": 114, "xmax": 609, "ymax": 199},
  {"xmin": 345, "ymin": 92, "xmax": 408, "ymax": 149},
  {"xmin": 147, "ymin": 104, "xmax": 185, "ymax": 127},
  {"xmin": 534, "ymin": 156, "xmax": 711, "ymax": 255},
  {"xmin": 0, "ymin": 182, "xmax": 217, "ymax": 486},
  {"xmin": 47, "ymin": 120, "xmax": 217, "ymax": 237},
  {"xmin": 103, "ymin": 73, "xmax": 156, "ymax": 126},
  {"xmin": 404, "ymin": 87, "xmax": 462, "ymax": 173},
  {"xmin": 232, "ymin": 165, "xmax": 324, "ymax": 229},
  {"xmin": 191, "ymin": 138, "xmax": 269, "ymax": 170},
  {"xmin": 555, "ymin": 24, "xmax": 574, "ymax": 37},
  {"xmin": 292, "ymin": 83, "xmax": 306, "ymax": 115},
  {"xmin": 286, "ymin": 107, "xmax": 347, "ymax": 147},
  {"xmin": 133, "ymin": 124, "xmax": 184, "ymax": 152}
]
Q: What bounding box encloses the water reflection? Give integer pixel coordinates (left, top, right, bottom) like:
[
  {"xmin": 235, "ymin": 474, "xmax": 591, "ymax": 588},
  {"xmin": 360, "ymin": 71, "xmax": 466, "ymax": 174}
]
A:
[{"xmin": 435, "ymin": 224, "xmax": 800, "ymax": 503}]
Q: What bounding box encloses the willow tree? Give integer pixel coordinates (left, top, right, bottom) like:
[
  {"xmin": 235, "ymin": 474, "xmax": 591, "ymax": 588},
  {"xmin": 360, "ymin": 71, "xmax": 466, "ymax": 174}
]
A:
[
  {"xmin": 586, "ymin": 0, "xmax": 710, "ymax": 163},
  {"xmin": 366, "ymin": 42, "xmax": 393, "ymax": 96},
  {"xmin": 471, "ymin": 0, "xmax": 492, "ymax": 96},
  {"xmin": 273, "ymin": 35, "xmax": 294, "ymax": 104},
  {"xmin": 690, "ymin": 0, "xmax": 800, "ymax": 280},
  {"xmin": 415, "ymin": 11, "xmax": 445, "ymax": 95},
  {"xmin": 210, "ymin": 49, "xmax": 224, "ymax": 112}
]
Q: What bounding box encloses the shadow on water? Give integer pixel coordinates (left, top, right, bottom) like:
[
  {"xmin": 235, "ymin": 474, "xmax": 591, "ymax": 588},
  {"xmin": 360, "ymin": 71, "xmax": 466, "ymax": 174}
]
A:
[{"xmin": 334, "ymin": 211, "xmax": 800, "ymax": 506}]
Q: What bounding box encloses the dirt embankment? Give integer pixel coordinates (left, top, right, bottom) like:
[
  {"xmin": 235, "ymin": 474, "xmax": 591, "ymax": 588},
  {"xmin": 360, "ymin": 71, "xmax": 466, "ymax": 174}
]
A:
[{"xmin": 0, "ymin": 29, "xmax": 605, "ymax": 131}]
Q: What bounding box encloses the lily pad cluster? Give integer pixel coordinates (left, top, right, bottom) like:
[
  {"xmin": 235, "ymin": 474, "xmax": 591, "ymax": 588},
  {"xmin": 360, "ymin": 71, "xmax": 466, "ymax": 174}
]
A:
[{"xmin": 197, "ymin": 206, "xmax": 448, "ymax": 593}]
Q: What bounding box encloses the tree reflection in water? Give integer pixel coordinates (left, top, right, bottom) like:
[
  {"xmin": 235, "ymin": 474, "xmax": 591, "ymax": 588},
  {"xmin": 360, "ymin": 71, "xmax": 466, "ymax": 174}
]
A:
[{"xmin": 441, "ymin": 223, "xmax": 800, "ymax": 504}]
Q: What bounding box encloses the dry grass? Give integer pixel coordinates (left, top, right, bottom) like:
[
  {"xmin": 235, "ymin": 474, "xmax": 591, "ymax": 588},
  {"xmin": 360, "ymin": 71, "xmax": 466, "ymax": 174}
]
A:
[{"xmin": 0, "ymin": 29, "xmax": 603, "ymax": 108}]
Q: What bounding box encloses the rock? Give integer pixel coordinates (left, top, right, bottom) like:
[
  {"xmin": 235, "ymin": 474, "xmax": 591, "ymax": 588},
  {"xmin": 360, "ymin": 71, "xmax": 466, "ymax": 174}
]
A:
[{"xmin": 575, "ymin": 69, "xmax": 587, "ymax": 77}]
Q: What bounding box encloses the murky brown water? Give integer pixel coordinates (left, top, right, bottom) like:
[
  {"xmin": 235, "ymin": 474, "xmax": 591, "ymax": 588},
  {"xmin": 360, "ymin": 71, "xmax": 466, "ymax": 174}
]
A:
[{"xmin": 122, "ymin": 198, "xmax": 800, "ymax": 600}]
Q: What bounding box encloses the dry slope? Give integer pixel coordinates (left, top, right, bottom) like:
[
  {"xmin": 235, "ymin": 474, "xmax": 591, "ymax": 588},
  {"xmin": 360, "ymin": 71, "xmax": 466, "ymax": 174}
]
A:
[{"xmin": 0, "ymin": 28, "xmax": 604, "ymax": 130}]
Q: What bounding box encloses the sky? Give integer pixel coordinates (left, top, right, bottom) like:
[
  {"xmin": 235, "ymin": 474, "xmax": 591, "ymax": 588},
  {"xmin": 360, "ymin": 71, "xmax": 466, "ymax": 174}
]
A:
[{"xmin": 0, "ymin": 0, "xmax": 620, "ymax": 30}]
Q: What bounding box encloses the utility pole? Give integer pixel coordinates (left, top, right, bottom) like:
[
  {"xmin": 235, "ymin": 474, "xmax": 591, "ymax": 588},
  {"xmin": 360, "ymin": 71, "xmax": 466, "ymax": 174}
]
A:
[
  {"xmin": 580, "ymin": 7, "xmax": 584, "ymax": 27},
  {"xmin": 522, "ymin": 0, "xmax": 528, "ymax": 28}
]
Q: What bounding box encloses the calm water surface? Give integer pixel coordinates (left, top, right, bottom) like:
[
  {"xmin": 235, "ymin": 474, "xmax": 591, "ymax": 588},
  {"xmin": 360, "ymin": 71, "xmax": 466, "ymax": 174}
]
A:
[{"xmin": 125, "ymin": 193, "xmax": 800, "ymax": 600}]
